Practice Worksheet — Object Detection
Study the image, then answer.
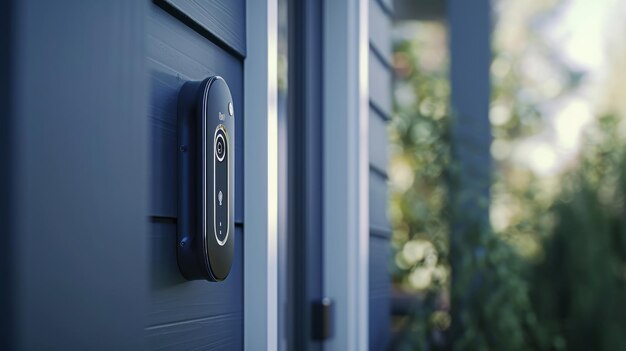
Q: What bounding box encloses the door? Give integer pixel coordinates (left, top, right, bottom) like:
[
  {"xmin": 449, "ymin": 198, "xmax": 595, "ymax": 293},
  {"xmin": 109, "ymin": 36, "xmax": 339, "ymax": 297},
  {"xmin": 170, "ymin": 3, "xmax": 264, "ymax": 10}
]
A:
[{"xmin": 146, "ymin": 1, "xmax": 245, "ymax": 349}]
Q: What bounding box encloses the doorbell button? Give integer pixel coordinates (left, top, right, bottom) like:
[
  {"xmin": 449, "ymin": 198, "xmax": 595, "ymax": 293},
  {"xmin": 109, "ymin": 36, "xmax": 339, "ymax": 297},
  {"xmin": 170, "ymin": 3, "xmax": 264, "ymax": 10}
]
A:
[{"xmin": 215, "ymin": 132, "xmax": 226, "ymax": 162}]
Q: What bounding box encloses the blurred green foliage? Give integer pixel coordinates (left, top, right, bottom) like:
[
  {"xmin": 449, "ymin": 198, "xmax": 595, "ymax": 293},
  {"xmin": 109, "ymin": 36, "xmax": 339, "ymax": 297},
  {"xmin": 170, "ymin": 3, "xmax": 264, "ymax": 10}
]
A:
[
  {"xmin": 390, "ymin": 22, "xmax": 541, "ymax": 350},
  {"xmin": 388, "ymin": 22, "xmax": 453, "ymax": 350},
  {"xmin": 448, "ymin": 225, "xmax": 539, "ymax": 351},
  {"xmin": 389, "ymin": 25, "xmax": 450, "ymax": 290},
  {"xmin": 529, "ymin": 115, "xmax": 626, "ymax": 351},
  {"xmin": 389, "ymin": 14, "xmax": 626, "ymax": 351}
]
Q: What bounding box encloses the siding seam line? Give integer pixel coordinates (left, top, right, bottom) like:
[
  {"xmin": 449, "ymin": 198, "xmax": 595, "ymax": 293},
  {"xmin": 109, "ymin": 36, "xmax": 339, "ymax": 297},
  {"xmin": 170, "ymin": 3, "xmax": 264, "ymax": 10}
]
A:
[
  {"xmin": 375, "ymin": 0, "xmax": 394, "ymax": 18},
  {"xmin": 369, "ymin": 101, "xmax": 392, "ymax": 122},
  {"xmin": 370, "ymin": 225, "xmax": 392, "ymax": 239},
  {"xmin": 369, "ymin": 42, "xmax": 394, "ymax": 72},
  {"xmin": 369, "ymin": 164, "xmax": 388, "ymax": 180}
]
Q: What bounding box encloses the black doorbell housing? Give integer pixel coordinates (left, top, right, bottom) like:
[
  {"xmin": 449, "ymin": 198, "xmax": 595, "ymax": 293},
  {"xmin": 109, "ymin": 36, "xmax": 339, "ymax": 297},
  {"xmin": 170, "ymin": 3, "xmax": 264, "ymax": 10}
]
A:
[{"xmin": 177, "ymin": 76, "xmax": 234, "ymax": 281}]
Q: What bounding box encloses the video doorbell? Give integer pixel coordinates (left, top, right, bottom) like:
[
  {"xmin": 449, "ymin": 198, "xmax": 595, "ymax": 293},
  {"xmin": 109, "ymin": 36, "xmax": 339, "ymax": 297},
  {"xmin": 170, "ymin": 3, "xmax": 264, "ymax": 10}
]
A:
[{"xmin": 177, "ymin": 76, "xmax": 235, "ymax": 281}]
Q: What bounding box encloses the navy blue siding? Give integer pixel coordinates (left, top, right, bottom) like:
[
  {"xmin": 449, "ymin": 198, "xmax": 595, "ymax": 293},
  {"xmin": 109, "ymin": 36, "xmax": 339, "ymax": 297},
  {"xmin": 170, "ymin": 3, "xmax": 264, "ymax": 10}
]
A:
[
  {"xmin": 148, "ymin": 4, "xmax": 244, "ymax": 223},
  {"xmin": 368, "ymin": 0, "xmax": 393, "ymax": 349},
  {"xmin": 370, "ymin": 170, "xmax": 391, "ymax": 237},
  {"xmin": 369, "ymin": 50, "xmax": 393, "ymax": 120},
  {"xmin": 147, "ymin": 3, "xmax": 244, "ymax": 349},
  {"xmin": 159, "ymin": 0, "xmax": 246, "ymax": 57},
  {"xmin": 369, "ymin": 236, "xmax": 392, "ymax": 351},
  {"xmin": 369, "ymin": 108, "xmax": 390, "ymax": 177},
  {"xmin": 4, "ymin": 1, "xmax": 149, "ymax": 349},
  {"xmin": 149, "ymin": 223, "xmax": 244, "ymax": 326},
  {"xmin": 147, "ymin": 313, "xmax": 242, "ymax": 350}
]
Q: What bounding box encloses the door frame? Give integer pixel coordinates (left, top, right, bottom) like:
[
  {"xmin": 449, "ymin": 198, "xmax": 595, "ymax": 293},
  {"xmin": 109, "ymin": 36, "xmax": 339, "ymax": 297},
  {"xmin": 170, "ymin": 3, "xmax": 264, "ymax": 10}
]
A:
[
  {"xmin": 245, "ymin": 0, "xmax": 370, "ymax": 348},
  {"xmin": 286, "ymin": 0, "xmax": 370, "ymax": 349},
  {"xmin": 286, "ymin": 0, "xmax": 324, "ymax": 349},
  {"xmin": 244, "ymin": 0, "xmax": 279, "ymax": 349},
  {"xmin": 322, "ymin": 0, "xmax": 370, "ymax": 349}
]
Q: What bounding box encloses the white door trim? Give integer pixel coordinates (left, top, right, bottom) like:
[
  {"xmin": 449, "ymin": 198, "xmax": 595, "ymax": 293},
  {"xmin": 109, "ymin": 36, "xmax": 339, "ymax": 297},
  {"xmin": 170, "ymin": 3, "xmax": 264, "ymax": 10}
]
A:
[
  {"xmin": 244, "ymin": 0, "xmax": 278, "ymax": 349},
  {"xmin": 322, "ymin": 0, "xmax": 370, "ymax": 349}
]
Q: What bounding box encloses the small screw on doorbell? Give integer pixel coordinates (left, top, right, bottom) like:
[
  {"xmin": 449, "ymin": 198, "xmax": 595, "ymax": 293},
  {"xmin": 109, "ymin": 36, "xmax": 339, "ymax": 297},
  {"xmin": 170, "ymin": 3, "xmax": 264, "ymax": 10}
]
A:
[{"xmin": 179, "ymin": 237, "xmax": 188, "ymax": 247}]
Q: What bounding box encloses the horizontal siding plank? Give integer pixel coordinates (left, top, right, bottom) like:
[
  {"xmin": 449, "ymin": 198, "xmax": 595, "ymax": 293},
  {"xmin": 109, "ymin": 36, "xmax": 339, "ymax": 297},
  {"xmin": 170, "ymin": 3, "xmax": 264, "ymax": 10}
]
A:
[
  {"xmin": 369, "ymin": 170, "xmax": 391, "ymax": 232},
  {"xmin": 147, "ymin": 312, "xmax": 242, "ymax": 350},
  {"xmin": 369, "ymin": 107, "xmax": 389, "ymax": 177},
  {"xmin": 8, "ymin": 2, "xmax": 149, "ymax": 349},
  {"xmin": 369, "ymin": 236, "xmax": 391, "ymax": 299},
  {"xmin": 369, "ymin": 49, "xmax": 393, "ymax": 119},
  {"xmin": 158, "ymin": 0, "xmax": 245, "ymax": 57},
  {"xmin": 369, "ymin": 296, "xmax": 391, "ymax": 350},
  {"xmin": 369, "ymin": 0, "xmax": 392, "ymax": 64},
  {"xmin": 148, "ymin": 4, "xmax": 244, "ymax": 222},
  {"xmin": 369, "ymin": 236, "xmax": 391, "ymax": 350},
  {"xmin": 370, "ymin": 100, "xmax": 392, "ymax": 122},
  {"xmin": 149, "ymin": 221, "xmax": 243, "ymax": 326},
  {"xmin": 371, "ymin": 225, "xmax": 392, "ymax": 240}
]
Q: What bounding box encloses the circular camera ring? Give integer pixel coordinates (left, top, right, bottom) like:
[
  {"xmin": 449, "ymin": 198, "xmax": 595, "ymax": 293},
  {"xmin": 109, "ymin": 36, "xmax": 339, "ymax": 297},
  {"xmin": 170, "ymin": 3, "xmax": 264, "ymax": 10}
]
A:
[{"xmin": 215, "ymin": 132, "xmax": 226, "ymax": 162}]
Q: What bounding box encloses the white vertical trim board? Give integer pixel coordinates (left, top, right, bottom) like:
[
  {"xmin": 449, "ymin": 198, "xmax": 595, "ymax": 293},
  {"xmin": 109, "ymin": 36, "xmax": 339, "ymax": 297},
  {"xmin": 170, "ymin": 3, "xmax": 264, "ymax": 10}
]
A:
[
  {"xmin": 244, "ymin": 0, "xmax": 278, "ymax": 349},
  {"xmin": 323, "ymin": 0, "xmax": 370, "ymax": 350}
]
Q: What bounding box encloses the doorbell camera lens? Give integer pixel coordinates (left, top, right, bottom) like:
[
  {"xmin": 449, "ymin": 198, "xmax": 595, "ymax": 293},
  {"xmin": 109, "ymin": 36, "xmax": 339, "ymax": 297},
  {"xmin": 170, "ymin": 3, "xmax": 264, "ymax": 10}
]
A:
[{"xmin": 215, "ymin": 133, "xmax": 226, "ymax": 161}]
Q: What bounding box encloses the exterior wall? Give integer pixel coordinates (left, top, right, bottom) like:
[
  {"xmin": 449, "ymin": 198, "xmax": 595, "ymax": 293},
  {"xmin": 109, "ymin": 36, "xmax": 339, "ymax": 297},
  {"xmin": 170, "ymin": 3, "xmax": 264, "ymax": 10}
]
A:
[
  {"xmin": 2, "ymin": 1, "xmax": 392, "ymax": 349},
  {"xmin": 368, "ymin": 0, "xmax": 393, "ymax": 349},
  {"xmin": 146, "ymin": 1, "xmax": 245, "ymax": 349},
  {"xmin": 3, "ymin": 1, "xmax": 148, "ymax": 349}
]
